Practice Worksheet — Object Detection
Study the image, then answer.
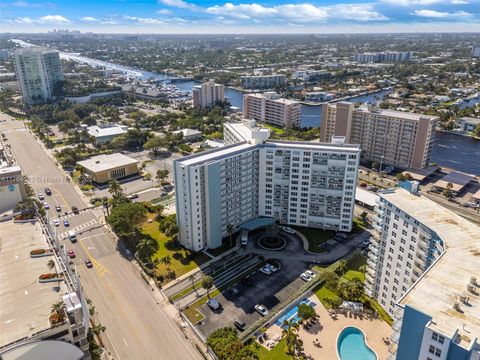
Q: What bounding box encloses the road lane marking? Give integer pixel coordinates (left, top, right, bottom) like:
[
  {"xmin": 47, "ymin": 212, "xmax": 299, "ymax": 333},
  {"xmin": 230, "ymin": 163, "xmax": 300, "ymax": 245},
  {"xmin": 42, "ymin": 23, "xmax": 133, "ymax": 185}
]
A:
[
  {"xmin": 79, "ymin": 238, "xmax": 111, "ymax": 276},
  {"xmin": 122, "ymin": 338, "xmax": 129, "ymax": 347}
]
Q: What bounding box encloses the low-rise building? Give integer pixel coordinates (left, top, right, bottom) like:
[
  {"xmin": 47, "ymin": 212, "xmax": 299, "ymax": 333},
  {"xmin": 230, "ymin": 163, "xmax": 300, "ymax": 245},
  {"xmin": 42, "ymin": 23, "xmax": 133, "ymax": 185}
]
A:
[
  {"xmin": 304, "ymin": 92, "xmax": 335, "ymax": 103},
  {"xmin": 243, "ymin": 92, "xmax": 301, "ymax": 129},
  {"xmin": 86, "ymin": 124, "xmax": 128, "ymax": 144},
  {"xmin": 240, "ymin": 74, "xmax": 286, "ymax": 90},
  {"xmin": 77, "ymin": 153, "xmax": 138, "ymax": 184},
  {"xmin": 456, "ymin": 116, "xmax": 480, "ymax": 132},
  {"xmin": 173, "ymin": 128, "xmax": 202, "ymax": 142}
]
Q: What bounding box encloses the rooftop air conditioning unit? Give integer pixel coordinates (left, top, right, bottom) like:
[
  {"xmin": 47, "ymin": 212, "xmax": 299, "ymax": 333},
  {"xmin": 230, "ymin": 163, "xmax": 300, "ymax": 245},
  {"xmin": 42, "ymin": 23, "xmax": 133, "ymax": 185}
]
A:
[
  {"xmin": 470, "ymin": 277, "xmax": 477, "ymax": 286},
  {"xmin": 453, "ymin": 302, "xmax": 461, "ymax": 312},
  {"xmin": 467, "ymin": 284, "xmax": 476, "ymax": 293}
]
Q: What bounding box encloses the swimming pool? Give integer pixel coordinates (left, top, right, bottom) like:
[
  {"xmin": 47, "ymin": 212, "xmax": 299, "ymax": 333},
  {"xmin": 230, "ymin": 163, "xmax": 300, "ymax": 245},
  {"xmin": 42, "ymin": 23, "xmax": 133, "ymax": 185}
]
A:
[
  {"xmin": 337, "ymin": 327, "xmax": 377, "ymax": 360},
  {"xmin": 274, "ymin": 298, "xmax": 316, "ymax": 327}
]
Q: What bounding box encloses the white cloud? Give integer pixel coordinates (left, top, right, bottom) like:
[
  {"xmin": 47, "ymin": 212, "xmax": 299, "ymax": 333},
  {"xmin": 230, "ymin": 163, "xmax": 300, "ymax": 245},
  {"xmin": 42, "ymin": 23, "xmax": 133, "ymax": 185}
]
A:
[
  {"xmin": 12, "ymin": 1, "xmax": 29, "ymax": 6},
  {"xmin": 158, "ymin": 0, "xmax": 197, "ymax": 10},
  {"xmin": 450, "ymin": 0, "xmax": 468, "ymax": 3},
  {"xmin": 123, "ymin": 16, "xmax": 164, "ymax": 25},
  {"xmin": 413, "ymin": 9, "xmax": 472, "ymax": 17},
  {"xmin": 14, "ymin": 17, "xmax": 34, "ymax": 24},
  {"xmin": 39, "ymin": 15, "xmax": 71, "ymax": 23},
  {"xmin": 206, "ymin": 3, "xmax": 387, "ymax": 22},
  {"xmin": 81, "ymin": 16, "xmax": 99, "ymax": 22},
  {"xmin": 157, "ymin": 9, "xmax": 172, "ymax": 15},
  {"xmin": 381, "ymin": 0, "xmax": 468, "ymax": 5}
]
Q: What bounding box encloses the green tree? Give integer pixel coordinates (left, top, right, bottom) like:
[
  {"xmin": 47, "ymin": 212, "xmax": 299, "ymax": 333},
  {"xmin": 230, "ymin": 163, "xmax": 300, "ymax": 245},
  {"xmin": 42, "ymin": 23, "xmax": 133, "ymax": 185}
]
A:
[
  {"xmin": 475, "ymin": 124, "xmax": 480, "ymax": 137},
  {"xmin": 443, "ymin": 182, "xmax": 454, "ymax": 200},
  {"xmin": 155, "ymin": 169, "xmax": 169, "ymax": 184},
  {"xmin": 226, "ymin": 223, "xmax": 234, "ymax": 249},
  {"xmin": 50, "ymin": 300, "xmax": 66, "ymax": 323},
  {"xmin": 371, "ymin": 162, "xmax": 379, "ymax": 171},
  {"xmin": 297, "ymin": 303, "xmax": 316, "ymax": 323},
  {"xmin": 189, "ymin": 274, "xmax": 198, "ymax": 296},
  {"xmin": 144, "ymin": 136, "xmax": 166, "ymax": 156},
  {"xmin": 206, "ymin": 327, "xmax": 257, "ymax": 360},
  {"xmin": 160, "ymin": 255, "xmax": 171, "ymax": 271},
  {"xmin": 107, "ymin": 202, "xmax": 147, "ymax": 242},
  {"xmin": 202, "ymin": 275, "xmax": 214, "ymax": 299},
  {"xmin": 47, "ymin": 259, "xmax": 56, "ymax": 273},
  {"xmin": 108, "ymin": 179, "xmax": 127, "ymax": 207},
  {"xmin": 282, "ymin": 319, "xmax": 302, "ymax": 357},
  {"xmin": 136, "ymin": 238, "xmax": 157, "ymax": 262},
  {"xmin": 336, "ymin": 259, "xmax": 348, "ymax": 276}
]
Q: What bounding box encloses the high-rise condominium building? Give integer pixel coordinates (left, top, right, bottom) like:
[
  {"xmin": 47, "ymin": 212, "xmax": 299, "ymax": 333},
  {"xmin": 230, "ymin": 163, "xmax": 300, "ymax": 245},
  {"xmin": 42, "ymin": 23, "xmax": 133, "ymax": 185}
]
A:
[
  {"xmin": 243, "ymin": 92, "xmax": 301, "ymax": 129},
  {"xmin": 365, "ymin": 186, "xmax": 480, "ymax": 360},
  {"xmin": 320, "ymin": 103, "xmax": 438, "ymax": 169},
  {"xmin": 352, "ymin": 51, "xmax": 412, "ymax": 63},
  {"xmin": 174, "ymin": 139, "xmax": 360, "ymax": 251},
  {"xmin": 192, "ymin": 80, "xmax": 225, "ymax": 109},
  {"xmin": 223, "ymin": 119, "xmax": 271, "ymax": 145},
  {"xmin": 240, "ymin": 74, "xmax": 286, "ymax": 90},
  {"xmin": 472, "ymin": 45, "xmax": 480, "ymax": 58},
  {"xmin": 14, "ymin": 47, "xmax": 63, "ymax": 105}
]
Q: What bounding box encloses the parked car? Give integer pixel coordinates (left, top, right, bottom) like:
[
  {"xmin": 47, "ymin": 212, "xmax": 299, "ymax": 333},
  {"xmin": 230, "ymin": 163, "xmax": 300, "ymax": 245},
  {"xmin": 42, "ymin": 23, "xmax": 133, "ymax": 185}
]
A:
[
  {"xmin": 67, "ymin": 250, "xmax": 75, "ymax": 258},
  {"xmin": 265, "ymin": 263, "xmax": 278, "ymax": 272},
  {"xmin": 55, "ymin": 205, "xmax": 61, "ymax": 212},
  {"xmin": 38, "ymin": 193, "xmax": 44, "ymax": 200},
  {"xmin": 234, "ymin": 320, "xmax": 246, "ymax": 331},
  {"xmin": 241, "ymin": 276, "xmax": 252, "ymax": 285},
  {"xmin": 63, "ymin": 219, "xmax": 70, "ymax": 227},
  {"xmin": 127, "ymin": 194, "xmax": 139, "ymax": 200},
  {"xmin": 281, "ymin": 226, "xmax": 295, "ymax": 235},
  {"xmin": 260, "ymin": 266, "xmax": 272, "ymax": 275},
  {"xmin": 300, "ymin": 272, "xmax": 312, "ymax": 282},
  {"xmin": 43, "ymin": 202, "xmax": 50, "ymax": 209},
  {"xmin": 304, "ymin": 270, "xmax": 315, "ymax": 278},
  {"xmin": 85, "ymin": 259, "xmax": 93, "ymax": 268},
  {"xmin": 45, "ymin": 188, "xmax": 52, "ymax": 195},
  {"xmin": 207, "ymin": 299, "xmax": 220, "ymax": 310},
  {"xmin": 255, "ymin": 304, "xmax": 268, "ymax": 316},
  {"xmin": 72, "ymin": 206, "xmax": 79, "ymax": 214},
  {"xmin": 228, "ymin": 287, "xmax": 240, "ymax": 295},
  {"xmin": 53, "ymin": 219, "xmax": 60, "ymax": 227}
]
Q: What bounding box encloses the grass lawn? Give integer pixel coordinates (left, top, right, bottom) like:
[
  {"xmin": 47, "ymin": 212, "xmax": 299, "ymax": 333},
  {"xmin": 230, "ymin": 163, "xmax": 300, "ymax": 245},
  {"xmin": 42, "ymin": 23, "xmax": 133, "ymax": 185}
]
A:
[
  {"xmin": 294, "ymin": 227, "xmax": 335, "ymax": 253},
  {"xmin": 313, "ymin": 286, "xmax": 342, "ymax": 308},
  {"xmin": 141, "ymin": 218, "xmax": 210, "ymax": 282},
  {"xmin": 249, "ymin": 339, "xmax": 291, "ymax": 360},
  {"xmin": 261, "ymin": 123, "xmax": 286, "ymax": 135}
]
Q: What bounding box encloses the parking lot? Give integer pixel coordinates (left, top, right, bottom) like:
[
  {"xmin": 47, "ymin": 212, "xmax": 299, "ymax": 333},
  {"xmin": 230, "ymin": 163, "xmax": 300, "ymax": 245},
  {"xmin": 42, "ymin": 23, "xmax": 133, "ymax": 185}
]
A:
[{"xmin": 196, "ymin": 255, "xmax": 316, "ymax": 337}]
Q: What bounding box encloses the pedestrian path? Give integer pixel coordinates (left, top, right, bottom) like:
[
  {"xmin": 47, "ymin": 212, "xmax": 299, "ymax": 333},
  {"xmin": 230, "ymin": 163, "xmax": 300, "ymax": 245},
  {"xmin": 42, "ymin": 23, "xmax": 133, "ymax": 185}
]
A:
[{"xmin": 58, "ymin": 219, "xmax": 98, "ymax": 238}]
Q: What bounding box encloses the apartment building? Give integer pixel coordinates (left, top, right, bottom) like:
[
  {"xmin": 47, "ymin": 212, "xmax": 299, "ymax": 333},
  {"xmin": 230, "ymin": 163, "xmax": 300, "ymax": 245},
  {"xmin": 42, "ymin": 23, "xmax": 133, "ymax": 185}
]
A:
[
  {"xmin": 352, "ymin": 51, "xmax": 412, "ymax": 63},
  {"xmin": 243, "ymin": 92, "xmax": 301, "ymax": 129},
  {"xmin": 174, "ymin": 139, "xmax": 360, "ymax": 251},
  {"xmin": 223, "ymin": 119, "xmax": 270, "ymax": 145},
  {"xmin": 320, "ymin": 103, "xmax": 438, "ymax": 169},
  {"xmin": 240, "ymin": 74, "xmax": 286, "ymax": 90},
  {"xmin": 192, "ymin": 80, "xmax": 225, "ymax": 109},
  {"xmin": 364, "ymin": 186, "xmax": 480, "ymax": 360},
  {"xmin": 14, "ymin": 47, "xmax": 63, "ymax": 105}
]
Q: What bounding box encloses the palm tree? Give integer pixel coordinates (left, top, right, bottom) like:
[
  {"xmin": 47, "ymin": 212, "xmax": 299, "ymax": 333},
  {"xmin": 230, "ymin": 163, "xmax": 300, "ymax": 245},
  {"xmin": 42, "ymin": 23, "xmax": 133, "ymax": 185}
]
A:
[
  {"xmin": 50, "ymin": 301, "xmax": 65, "ymax": 323},
  {"xmin": 152, "ymin": 257, "xmax": 161, "ymax": 285},
  {"xmin": 337, "ymin": 281, "xmax": 350, "ymax": 299},
  {"xmin": 282, "ymin": 319, "xmax": 302, "ymax": 357},
  {"xmin": 91, "ymin": 323, "xmax": 106, "ymax": 347},
  {"xmin": 336, "ymin": 259, "xmax": 348, "ymax": 276},
  {"xmin": 189, "ymin": 274, "xmax": 198, "ymax": 296},
  {"xmin": 201, "ymin": 275, "xmax": 213, "ymax": 299},
  {"xmin": 226, "ymin": 223, "xmax": 234, "ymax": 249},
  {"xmin": 47, "ymin": 259, "xmax": 56, "ymax": 274},
  {"xmin": 443, "ymin": 182, "xmax": 454, "ymax": 200},
  {"xmin": 108, "ymin": 179, "xmax": 122, "ymax": 196},
  {"xmin": 160, "ymin": 255, "xmax": 171, "ymax": 272},
  {"xmin": 136, "ymin": 238, "xmax": 155, "ymax": 262}
]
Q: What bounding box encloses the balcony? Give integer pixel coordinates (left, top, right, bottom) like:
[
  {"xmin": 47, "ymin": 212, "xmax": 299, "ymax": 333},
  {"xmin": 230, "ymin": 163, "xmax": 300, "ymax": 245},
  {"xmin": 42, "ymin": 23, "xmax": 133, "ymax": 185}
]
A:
[
  {"xmin": 374, "ymin": 206, "xmax": 384, "ymax": 216},
  {"xmin": 366, "ymin": 266, "xmax": 376, "ymax": 278},
  {"xmin": 369, "ymin": 242, "xmax": 379, "ymax": 254},
  {"xmin": 367, "ymin": 259, "xmax": 377, "ymax": 270}
]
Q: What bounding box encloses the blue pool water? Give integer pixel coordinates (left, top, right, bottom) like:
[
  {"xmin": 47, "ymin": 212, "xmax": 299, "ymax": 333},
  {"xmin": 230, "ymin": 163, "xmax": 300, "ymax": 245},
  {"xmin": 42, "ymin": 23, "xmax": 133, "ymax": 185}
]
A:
[
  {"xmin": 337, "ymin": 327, "xmax": 377, "ymax": 360},
  {"xmin": 275, "ymin": 299, "xmax": 316, "ymax": 326}
]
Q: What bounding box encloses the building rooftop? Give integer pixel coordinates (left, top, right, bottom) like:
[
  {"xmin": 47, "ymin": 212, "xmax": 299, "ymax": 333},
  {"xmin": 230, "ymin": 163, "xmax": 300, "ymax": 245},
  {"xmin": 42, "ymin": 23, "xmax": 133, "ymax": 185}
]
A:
[
  {"xmin": 402, "ymin": 165, "xmax": 439, "ymax": 181},
  {"xmin": 77, "ymin": 153, "xmax": 138, "ymax": 173},
  {"xmin": 0, "ymin": 221, "xmax": 68, "ymax": 348},
  {"xmin": 355, "ymin": 106, "xmax": 439, "ymax": 122},
  {"xmin": 458, "ymin": 116, "xmax": 480, "ymax": 125},
  {"xmin": 173, "ymin": 128, "xmax": 202, "ymax": 138},
  {"xmin": 1, "ymin": 340, "xmax": 84, "ymax": 360},
  {"xmin": 433, "ymin": 171, "xmax": 475, "ymax": 192},
  {"xmin": 380, "ymin": 189, "xmax": 480, "ymax": 346},
  {"xmin": 177, "ymin": 141, "xmax": 254, "ymax": 166},
  {"xmin": 14, "ymin": 47, "xmax": 58, "ymax": 55},
  {"xmin": 225, "ymin": 121, "xmax": 270, "ymax": 142},
  {"xmin": 87, "ymin": 124, "xmax": 127, "ymax": 138},
  {"xmin": 246, "ymin": 92, "xmax": 299, "ymax": 105},
  {"xmin": 355, "ymin": 187, "xmax": 379, "ymax": 208}
]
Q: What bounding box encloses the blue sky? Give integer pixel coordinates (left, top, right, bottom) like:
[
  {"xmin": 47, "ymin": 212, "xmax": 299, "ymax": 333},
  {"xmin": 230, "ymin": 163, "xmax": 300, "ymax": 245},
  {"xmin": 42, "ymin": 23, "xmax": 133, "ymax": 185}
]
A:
[{"xmin": 1, "ymin": 0, "xmax": 479, "ymax": 33}]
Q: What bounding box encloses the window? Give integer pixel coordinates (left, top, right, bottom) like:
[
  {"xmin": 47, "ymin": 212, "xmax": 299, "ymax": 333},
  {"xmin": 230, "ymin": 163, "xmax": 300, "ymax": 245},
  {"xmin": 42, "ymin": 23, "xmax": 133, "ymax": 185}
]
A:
[
  {"xmin": 428, "ymin": 345, "xmax": 442, "ymax": 357},
  {"xmin": 432, "ymin": 332, "xmax": 445, "ymax": 344}
]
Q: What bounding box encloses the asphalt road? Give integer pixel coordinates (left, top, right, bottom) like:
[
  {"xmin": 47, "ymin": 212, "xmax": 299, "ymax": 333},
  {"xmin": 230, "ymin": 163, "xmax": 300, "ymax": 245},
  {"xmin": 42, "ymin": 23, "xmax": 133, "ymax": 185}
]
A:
[{"xmin": 0, "ymin": 113, "xmax": 202, "ymax": 360}]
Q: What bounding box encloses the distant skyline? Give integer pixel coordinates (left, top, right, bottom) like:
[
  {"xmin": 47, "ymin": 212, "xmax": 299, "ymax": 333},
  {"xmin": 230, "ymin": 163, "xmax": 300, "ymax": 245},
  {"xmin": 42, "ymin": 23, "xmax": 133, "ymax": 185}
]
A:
[{"xmin": 1, "ymin": 0, "xmax": 479, "ymax": 33}]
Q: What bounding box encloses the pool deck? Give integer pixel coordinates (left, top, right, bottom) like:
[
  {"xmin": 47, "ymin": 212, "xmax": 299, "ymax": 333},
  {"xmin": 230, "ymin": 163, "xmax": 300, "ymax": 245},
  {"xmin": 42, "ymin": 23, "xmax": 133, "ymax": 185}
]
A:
[{"xmin": 263, "ymin": 294, "xmax": 391, "ymax": 359}]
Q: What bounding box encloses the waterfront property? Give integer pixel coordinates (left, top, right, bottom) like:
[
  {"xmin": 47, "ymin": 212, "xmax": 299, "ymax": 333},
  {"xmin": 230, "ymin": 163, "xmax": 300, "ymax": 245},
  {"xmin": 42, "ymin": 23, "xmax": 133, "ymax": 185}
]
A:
[
  {"xmin": 456, "ymin": 116, "xmax": 480, "ymax": 132},
  {"xmin": 240, "ymin": 74, "xmax": 286, "ymax": 90},
  {"xmin": 192, "ymin": 79, "xmax": 225, "ymax": 109},
  {"xmin": 174, "ymin": 138, "xmax": 360, "ymax": 251},
  {"xmin": 320, "ymin": 102, "xmax": 439, "ymax": 169},
  {"xmin": 364, "ymin": 186, "xmax": 480, "ymax": 360},
  {"xmin": 77, "ymin": 153, "xmax": 139, "ymax": 184}
]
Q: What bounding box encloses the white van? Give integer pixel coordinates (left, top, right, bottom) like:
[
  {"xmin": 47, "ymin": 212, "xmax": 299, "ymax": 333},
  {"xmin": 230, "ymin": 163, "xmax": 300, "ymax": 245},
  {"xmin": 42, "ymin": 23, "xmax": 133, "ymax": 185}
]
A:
[
  {"xmin": 68, "ymin": 230, "xmax": 77, "ymax": 242},
  {"xmin": 241, "ymin": 230, "xmax": 248, "ymax": 246},
  {"xmin": 207, "ymin": 299, "xmax": 220, "ymax": 310}
]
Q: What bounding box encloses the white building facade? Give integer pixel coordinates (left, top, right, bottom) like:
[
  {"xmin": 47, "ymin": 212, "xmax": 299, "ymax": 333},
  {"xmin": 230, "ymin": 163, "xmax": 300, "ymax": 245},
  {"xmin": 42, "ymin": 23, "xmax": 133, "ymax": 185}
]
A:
[
  {"xmin": 223, "ymin": 119, "xmax": 270, "ymax": 145},
  {"xmin": 14, "ymin": 47, "xmax": 63, "ymax": 105},
  {"xmin": 240, "ymin": 75, "xmax": 286, "ymax": 90},
  {"xmin": 174, "ymin": 140, "xmax": 360, "ymax": 251},
  {"xmin": 192, "ymin": 80, "xmax": 225, "ymax": 109}
]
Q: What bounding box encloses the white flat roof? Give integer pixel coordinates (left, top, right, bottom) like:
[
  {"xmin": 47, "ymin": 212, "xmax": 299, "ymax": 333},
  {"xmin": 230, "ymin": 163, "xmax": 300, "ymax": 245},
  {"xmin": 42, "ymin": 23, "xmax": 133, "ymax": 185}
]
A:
[
  {"xmin": 77, "ymin": 153, "xmax": 138, "ymax": 173},
  {"xmin": 177, "ymin": 142, "xmax": 255, "ymax": 166},
  {"xmin": 356, "ymin": 107, "xmax": 438, "ymax": 121},
  {"xmin": 355, "ymin": 187, "xmax": 379, "ymax": 207},
  {"xmin": 380, "ymin": 189, "xmax": 480, "ymax": 344},
  {"xmin": 0, "ymin": 221, "xmax": 68, "ymax": 348},
  {"xmin": 87, "ymin": 125, "xmax": 127, "ymax": 138}
]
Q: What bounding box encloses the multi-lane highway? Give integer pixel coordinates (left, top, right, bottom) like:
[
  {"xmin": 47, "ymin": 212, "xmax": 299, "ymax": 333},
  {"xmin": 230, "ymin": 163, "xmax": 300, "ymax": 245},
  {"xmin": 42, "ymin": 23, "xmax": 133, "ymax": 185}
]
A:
[{"xmin": 0, "ymin": 113, "xmax": 202, "ymax": 360}]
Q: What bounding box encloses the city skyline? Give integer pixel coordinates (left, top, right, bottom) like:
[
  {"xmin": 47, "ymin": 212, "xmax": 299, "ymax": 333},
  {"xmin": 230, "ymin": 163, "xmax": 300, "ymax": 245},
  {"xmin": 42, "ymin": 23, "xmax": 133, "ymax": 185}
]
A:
[{"xmin": 1, "ymin": 0, "xmax": 479, "ymax": 33}]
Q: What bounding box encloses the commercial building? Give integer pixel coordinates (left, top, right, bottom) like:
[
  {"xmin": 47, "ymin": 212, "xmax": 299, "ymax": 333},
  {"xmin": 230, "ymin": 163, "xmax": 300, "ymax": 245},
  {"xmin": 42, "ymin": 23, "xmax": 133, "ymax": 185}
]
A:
[
  {"xmin": 77, "ymin": 153, "xmax": 138, "ymax": 184},
  {"xmin": 364, "ymin": 186, "xmax": 480, "ymax": 360},
  {"xmin": 173, "ymin": 128, "xmax": 202, "ymax": 142},
  {"xmin": 86, "ymin": 124, "xmax": 128, "ymax": 144},
  {"xmin": 223, "ymin": 119, "xmax": 270, "ymax": 145},
  {"xmin": 352, "ymin": 51, "xmax": 412, "ymax": 63},
  {"xmin": 320, "ymin": 103, "xmax": 438, "ymax": 169},
  {"xmin": 14, "ymin": 47, "xmax": 63, "ymax": 105},
  {"xmin": 0, "ymin": 165, "xmax": 26, "ymax": 213},
  {"xmin": 240, "ymin": 74, "xmax": 286, "ymax": 90},
  {"xmin": 192, "ymin": 80, "xmax": 225, "ymax": 109},
  {"xmin": 174, "ymin": 138, "xmax": 360, "ymax": 251},
  {"xmin": 243, "ymin": 92, "xmax": 301, "ymax": 129},
  {"xmin": 0, "ymin": 221, "xmax": 89, "ymax": 357}
]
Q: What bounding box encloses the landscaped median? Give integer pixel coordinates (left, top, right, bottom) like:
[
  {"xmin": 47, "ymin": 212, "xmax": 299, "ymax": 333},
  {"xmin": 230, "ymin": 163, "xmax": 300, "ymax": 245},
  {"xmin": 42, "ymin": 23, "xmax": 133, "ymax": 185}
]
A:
[
  {"xmin": 182, "ymin": 259, "xmax": 265, "ymax": 325},
  {"xmin": 293, "ymin": 227, "xmax": 335, "ymax": 253}
]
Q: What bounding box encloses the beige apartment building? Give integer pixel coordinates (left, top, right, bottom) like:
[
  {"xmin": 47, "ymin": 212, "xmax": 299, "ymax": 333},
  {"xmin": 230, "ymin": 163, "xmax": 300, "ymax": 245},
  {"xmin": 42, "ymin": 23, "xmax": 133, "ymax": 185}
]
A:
[
  {"xmin": 320, "ymin": 102, "xmax": 438, "ymax": 169},
  {"xmin": 192, "ymin": 80, "xmax": 225, "ymax": 109},
  {"xmin": 243, "ymin": 92, "xmax": 301, "ymax": 129}
]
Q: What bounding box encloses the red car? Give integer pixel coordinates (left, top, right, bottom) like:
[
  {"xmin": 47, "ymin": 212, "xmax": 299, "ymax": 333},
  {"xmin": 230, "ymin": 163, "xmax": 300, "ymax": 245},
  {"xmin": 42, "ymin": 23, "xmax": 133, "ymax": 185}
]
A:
[{"xmin": 67, "ymin": 250, "xmax": 75, "ymax": 258}]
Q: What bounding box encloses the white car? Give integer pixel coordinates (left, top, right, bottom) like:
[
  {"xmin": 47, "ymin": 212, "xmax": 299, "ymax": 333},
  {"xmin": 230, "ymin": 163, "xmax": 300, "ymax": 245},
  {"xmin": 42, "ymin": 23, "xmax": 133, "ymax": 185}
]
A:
[
  {"xmin": 255, "ymin": 304, "xmax": 268, "ymax": 316},
  {"xmin": 265, "ymin": 263, "xmax": 278, "ymax": 272},
  {"xmin": 38, "ymin": 193, "xmax": 44, "ymax": 200},
  {"xmin": 300, "ymin": 272, "xmax": 312, "ymax": 282},
  {"xmin": 304, "ymin": 270, "xmax": 315, "ymax": 278},
  {"xmin": 53, "ymin": 219, "xmax": 60, "ymax": 227},
  {"xmin": 260, "ymin": 266, "xmax": 272, "ymax": 275},
  {"xmin": 281, "ymin": 226, "xmax": 295, "ymax": 235},
  {"xmin": 207, "ymin": 299, "xmax": 220, "ymax": 310},
  {"xmin": 43, "ymin": 202, "xmax": 50, "ymax": 209}
]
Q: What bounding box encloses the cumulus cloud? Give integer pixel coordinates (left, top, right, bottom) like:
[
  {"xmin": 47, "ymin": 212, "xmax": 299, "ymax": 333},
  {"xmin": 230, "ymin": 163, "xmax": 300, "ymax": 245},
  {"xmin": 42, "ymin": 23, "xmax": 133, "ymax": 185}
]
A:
[
  {"xmin": 206, "ymin": 3, "xmax": 387, "ymax": 22},
  {"xmin": 123, "ymin": 16, "xmax": 164, "ymax": 25},
  {"xmin": 81, "ymin": 16, "xmax": 99, "ymax": 22},
  {"xmin": 158, "ymin": 0, "xmax": 198, "ymax": 10},
  {"xmin": 413, "ymin": 9, "xmax": 471, "ymax": 17},
  {"xmin": 157, "ymin": 9, "xmax": 172, "ymax": 15},
  {"xmin": 381, "ymin": 0, "xmax": 468, "ymax": 5},
  {"xmin": 39, "ymin": 15, "xmax": 71, "ymax": 23},
  {"xmin": 14, "ymin": 17, "xmax": 34, "ymax": 24}
]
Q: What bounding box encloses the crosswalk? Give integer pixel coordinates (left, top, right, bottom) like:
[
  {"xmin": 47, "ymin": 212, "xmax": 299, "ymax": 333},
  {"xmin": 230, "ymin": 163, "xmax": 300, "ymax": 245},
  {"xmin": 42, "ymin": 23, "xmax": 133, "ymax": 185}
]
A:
[
  {"xmin": 58, "ymin": 219, "xmax": 99, "ymax": 239},
  {"xmin": 49, "ymin": 212, "xmax": 77, "ymax": 224}
]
